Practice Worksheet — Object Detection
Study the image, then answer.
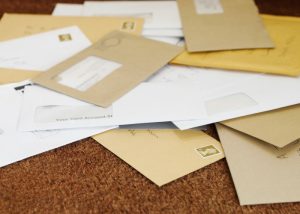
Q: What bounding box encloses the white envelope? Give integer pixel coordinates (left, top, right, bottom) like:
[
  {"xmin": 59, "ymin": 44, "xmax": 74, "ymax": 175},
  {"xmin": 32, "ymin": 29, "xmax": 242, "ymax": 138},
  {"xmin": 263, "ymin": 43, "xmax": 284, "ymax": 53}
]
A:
[
  {"xmin": 18, "ymin": 81, "xmax": 205, "ymax": 131},
  {"xmin": 172, "ymin": 69, "xmax": 300, "ymax": 129},
  {"xmin": 82, "ymin": 1, "xmax": 183, "ymax": 37},
  {"xmin": 0, "ymin": 82, "xmax": 116, "ymax": 168},
  {"xmin": 0, "ymin": 26, "xmax": 91, "ymax": 71},
  {"xmin": 52, "ymin": 3, "xmax": 84, "ymax": 16}
]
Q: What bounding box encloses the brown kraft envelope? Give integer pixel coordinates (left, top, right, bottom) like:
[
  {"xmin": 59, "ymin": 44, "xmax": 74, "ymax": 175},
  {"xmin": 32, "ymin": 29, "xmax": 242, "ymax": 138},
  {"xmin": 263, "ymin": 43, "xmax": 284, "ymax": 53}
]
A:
[
  {"xmin": 33, "ymin": 31, "xmax": 183, "ymax": 107},
  {"xmin": 177, "ymin": 0, "xmax": 274, "ymax": 52},
  {"xmin": 216, "ymin": 123, "xmax": 300, "ymax": 205},
  {"xmin": 221, "ymin": 105, "xmax": 300, "ymax": 148}
]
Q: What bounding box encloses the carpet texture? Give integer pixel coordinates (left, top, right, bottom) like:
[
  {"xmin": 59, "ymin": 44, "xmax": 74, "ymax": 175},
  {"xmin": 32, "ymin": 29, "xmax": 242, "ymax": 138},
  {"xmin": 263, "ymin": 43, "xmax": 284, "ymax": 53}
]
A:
[{"xmin": 1, "ymin": 0, "xmax": 300, "ymax": 213}]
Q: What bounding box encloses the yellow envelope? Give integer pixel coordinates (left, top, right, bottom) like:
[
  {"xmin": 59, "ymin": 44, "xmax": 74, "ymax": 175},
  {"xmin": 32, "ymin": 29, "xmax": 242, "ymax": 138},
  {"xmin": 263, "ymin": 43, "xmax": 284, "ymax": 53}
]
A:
[
  {"xmin": 172, "ymin": 15, "xmax": 300, "ymax": 76},
  {"xmin": 0, "ymin": 13, "xmax": 144, "ymax": 84},
  {"xmin": 93, "ymin": 129, "xmax": 224, "ymax": 186}
]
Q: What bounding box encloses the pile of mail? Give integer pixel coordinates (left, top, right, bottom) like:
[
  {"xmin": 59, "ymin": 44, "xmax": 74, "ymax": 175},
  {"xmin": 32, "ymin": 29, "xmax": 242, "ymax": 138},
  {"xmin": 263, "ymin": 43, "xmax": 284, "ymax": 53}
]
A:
[{"xmin": 0, "ymin": 0, "xmax": 299, "ymax": 206}]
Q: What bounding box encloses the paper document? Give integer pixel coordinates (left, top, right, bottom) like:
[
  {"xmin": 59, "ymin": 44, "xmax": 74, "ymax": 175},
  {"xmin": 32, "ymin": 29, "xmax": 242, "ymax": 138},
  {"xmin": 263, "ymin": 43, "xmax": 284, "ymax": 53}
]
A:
[
  {"xmin": 93, "ymin": 129, "xmax": 224, "ymax": 186},
  {"xmin": 217, "ymin": 124, "xmax": 300, "ymax": 205}
]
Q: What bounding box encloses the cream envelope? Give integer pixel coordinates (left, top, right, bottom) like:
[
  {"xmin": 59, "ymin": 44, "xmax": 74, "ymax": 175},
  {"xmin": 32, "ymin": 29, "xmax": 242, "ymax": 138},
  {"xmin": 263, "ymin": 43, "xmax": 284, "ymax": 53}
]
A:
[
  {"xmin": 52, "ymin": 3, "xmax": 83, "ymax": 16},
  {"xmin": 172, "ymin": 69, "xmax": 300, "ymax": 130},
  {"xmin": 0, "ymin": 82, "xmax": 116, "ymax": 168},
  {"xmin": 0, "ymin": 13, "xmax": 143, "ymax": 84},
  {"xmin": 18, "ymin": 83, "xmax": 204, "ymax": 131},
  {"xmin": 172, "ymin": 15, "xmax": 300, "ymax": 76},
  {"xmin": 32, "ymin": 31, "xmax": 183, "ymax": 107},
  {"xmin": 0, "ymin": 26, "xmax": 91, "ymax": 71},
  {"xmin": 216, "ymin": 124, "xmax": 300, "ymax": 205},
  {"xmin": 221, "ymin": 105, "xmax": 300, "ymax": 148},
  {"xmin": 93, "ymin": 129, "xmax": 224, "ymax": 186},
  {"xmin": 82, "ymin": 1, "xmax": 183, "ymax": 37},
  {"xmin": 177, "ymin": 0, "xmax": 273, "ymax": 52}
]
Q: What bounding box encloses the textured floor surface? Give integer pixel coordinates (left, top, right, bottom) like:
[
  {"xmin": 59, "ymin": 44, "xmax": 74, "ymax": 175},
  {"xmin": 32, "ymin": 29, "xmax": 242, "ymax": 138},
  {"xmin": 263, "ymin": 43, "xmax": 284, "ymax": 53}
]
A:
[{"xmin": 1, "ymin": 0, "xmax": 300, "ymax": 213}]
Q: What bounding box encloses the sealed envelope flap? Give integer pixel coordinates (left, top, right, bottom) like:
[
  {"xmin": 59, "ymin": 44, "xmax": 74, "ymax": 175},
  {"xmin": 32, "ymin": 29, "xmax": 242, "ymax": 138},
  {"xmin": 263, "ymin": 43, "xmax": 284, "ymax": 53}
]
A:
[
  {"xmin": 33, "ymin": 31, "xmax": 183, "ymax": 107},
  {"xmin": 177, "ymin": 0, "xmax": 274, "ymax": 52},
  {"xmin": 221, "ymin": 105, "xmax": 300, "ymax": 148}
]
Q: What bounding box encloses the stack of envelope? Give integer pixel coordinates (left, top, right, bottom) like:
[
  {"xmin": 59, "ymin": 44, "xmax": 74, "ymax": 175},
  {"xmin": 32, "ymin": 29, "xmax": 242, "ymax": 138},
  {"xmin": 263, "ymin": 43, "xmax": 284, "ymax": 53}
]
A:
[{"xmin": 0, "ymin": 0, "xmax": 300, "ymax": 206}]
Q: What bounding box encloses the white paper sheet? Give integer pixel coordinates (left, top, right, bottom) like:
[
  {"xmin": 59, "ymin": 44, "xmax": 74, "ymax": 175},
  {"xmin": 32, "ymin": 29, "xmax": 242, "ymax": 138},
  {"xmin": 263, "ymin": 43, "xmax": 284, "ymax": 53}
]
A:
[
  {"xmin": 0, "ymin": 82, "xmax": 116, "ymax": 168},
  {"xmin": 82, "ymin": 1, "xmax": 183, "ymax": 37},
  {"xmin": 0, "ymin": 26, "xmax": 91, "ymax": 71}
]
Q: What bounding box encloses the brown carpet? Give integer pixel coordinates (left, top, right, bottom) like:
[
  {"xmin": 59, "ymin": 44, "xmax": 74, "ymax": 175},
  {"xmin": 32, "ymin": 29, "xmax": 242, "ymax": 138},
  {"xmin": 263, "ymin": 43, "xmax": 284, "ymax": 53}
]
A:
[{"xmin": 1, "ymin": 1, "xmax": 300, "ymax": 213}]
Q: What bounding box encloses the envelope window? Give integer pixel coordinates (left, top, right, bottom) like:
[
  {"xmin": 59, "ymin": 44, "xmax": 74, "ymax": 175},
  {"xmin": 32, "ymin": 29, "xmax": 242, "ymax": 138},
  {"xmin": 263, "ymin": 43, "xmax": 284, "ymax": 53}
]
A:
[
  {"xmin": 194, "ymin": 0, "xmax": 224, "ymax": 15},
  {"xmin": 54, "ymin": 56, "xmax": 122, "ymax": 91}
]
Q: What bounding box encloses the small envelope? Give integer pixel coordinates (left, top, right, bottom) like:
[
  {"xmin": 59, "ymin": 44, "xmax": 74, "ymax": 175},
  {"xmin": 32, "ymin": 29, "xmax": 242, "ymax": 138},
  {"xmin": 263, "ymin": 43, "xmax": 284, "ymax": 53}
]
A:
[
  {"xmin": 221, "ymin": 105, "xmax": 300, "ymax": 148},
  {"xmin": 0, "ymin": 14, "xmax": 143, "ymax": 84},
  {"xmin": 216, "ymin": 123, "xmax": 300, "ymax": 205},
  {"xmin": 177, "ymin": 0, "xmax": 273, "ymax": 52},
  {"xmin": 172, "ymin": 15, "xmax": 300, "ymax": 76},
  {"xmin": 82, "ymin": 1, "xmax": 182, "ymax": 37},
  {"xmin": 0, "ymin": 26, "xmax": 91, "ymax": 71},
  {"xmin": 93, "ymin": 129, "xmax": 224, "ymax": 186},
  {"xmin": 33, "ymin": 31, "xmax": 183, "ymax": 107}
]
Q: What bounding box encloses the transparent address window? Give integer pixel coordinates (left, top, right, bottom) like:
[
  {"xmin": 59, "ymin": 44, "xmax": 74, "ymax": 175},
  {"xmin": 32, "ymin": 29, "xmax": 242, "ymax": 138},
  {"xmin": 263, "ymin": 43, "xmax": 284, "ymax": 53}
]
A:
[
  {"xmin": 194, "ymin": 0, "xmax": 224, "ymax": 15},
  {"xmin": 55, "ymin": 56, "xmax": 122, "ymax": 91}
]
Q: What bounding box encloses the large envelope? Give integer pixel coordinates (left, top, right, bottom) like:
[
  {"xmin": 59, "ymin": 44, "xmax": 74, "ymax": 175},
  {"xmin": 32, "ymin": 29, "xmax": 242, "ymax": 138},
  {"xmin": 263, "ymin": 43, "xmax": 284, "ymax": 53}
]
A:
[
  {"xmin": 82, "ymin": 1, "xmax": 182, "ymax": 37},
  {"xmin": 0, "ymin": 82, "xmax": 115, "ymax": 168},
  {"xmin": 221, "ymin": 105, "xmax": 300, "ymax": 148},
  {"xmin": 172, "ymin": 15, "xmax": 300, "ymax": 76},
  {"xmin": 0, "ymin": 13, "xmax": 144, "ymax": 84},
  {"xmin": 177, "ymin": 0, "xmax": 273, "ymax": 52},
  {"xmin": 33, "ymin": 31, "xmax": 183, "ymax": 107},
  {"xmin": 216, "ymin": 124, "xmax": 300, "ymax": 205},
  {"xmin": 172, "ymin": 68, "xmax": 300, "ymax": 130},
  {"xmin": 93, "ymin": 129, "xmax": 224, "ymax": 186}
]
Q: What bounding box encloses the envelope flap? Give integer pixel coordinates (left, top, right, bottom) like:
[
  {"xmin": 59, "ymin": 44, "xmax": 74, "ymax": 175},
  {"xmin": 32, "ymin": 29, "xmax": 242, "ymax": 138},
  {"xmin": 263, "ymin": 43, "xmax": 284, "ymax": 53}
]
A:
[{"xmin": 221, "ymin": 105, "xmax": 300, "ymax": 148}]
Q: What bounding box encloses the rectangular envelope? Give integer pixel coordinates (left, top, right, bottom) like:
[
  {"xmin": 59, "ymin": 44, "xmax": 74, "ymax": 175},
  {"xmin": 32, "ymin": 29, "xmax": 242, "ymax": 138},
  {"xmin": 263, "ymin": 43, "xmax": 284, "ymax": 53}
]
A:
[
  {"xmin": 82, "ymin": 1, "xmax": 182, "ymax": 37},
  {"xmin": 33, "ymin": 31, "xmax": 183, "ymax": 107},
  {"xmin": 177, "ymin": 0, "xmax": 273, "ymax": 52},
  {"xmin": 172, "ymin": 15, "xmax": 300, "ymax": 76},
  {"xmin": 93, "ymin": 129, "xmax": 224, "ymax": 186},
  {"xmin": 221, "ymin": 105, "xmax": 300, "ymax": 148},
  {"xmin": 0, "ymin": 13, "xmax": 143, "ymax": 84},
  {"xmin": 0, "ymin": 82, "xmax": 115, "ymax": 168},
  {"xmin": 216, "ymin": 124, "xmax": 300, "ymax": 205},
  {"xmin": 52, "ymin": 3, "xmax": 83, "ymax": 16}
]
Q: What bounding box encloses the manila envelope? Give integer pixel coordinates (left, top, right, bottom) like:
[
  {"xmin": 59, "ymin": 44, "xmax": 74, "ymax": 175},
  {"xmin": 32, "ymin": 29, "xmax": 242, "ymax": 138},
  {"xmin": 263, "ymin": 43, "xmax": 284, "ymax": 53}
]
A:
[
  {"xmin": 216, "ymin": 123, "xmax": 300, "ymax": 205},
  {"xmin": 33, "ymin": 31, "xmax": 183, "ymax": 107},
  {"xmin": 172, "ymin": 15, "xmax": 300, "ymax": 76},
  {"xmin": 176, "ymin": 0, "xmax": 273, "ymax": 52},
  {"xmin": 93, "ymin": 129, "xmax": 224, "ymax": 186},
  {"xmin": 221, "ymin": 104, "xmax": 300, "ymax": 148},
  {"xmin": 0, "ymin": 13, "xmax": 144, "ymax": 84}
]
